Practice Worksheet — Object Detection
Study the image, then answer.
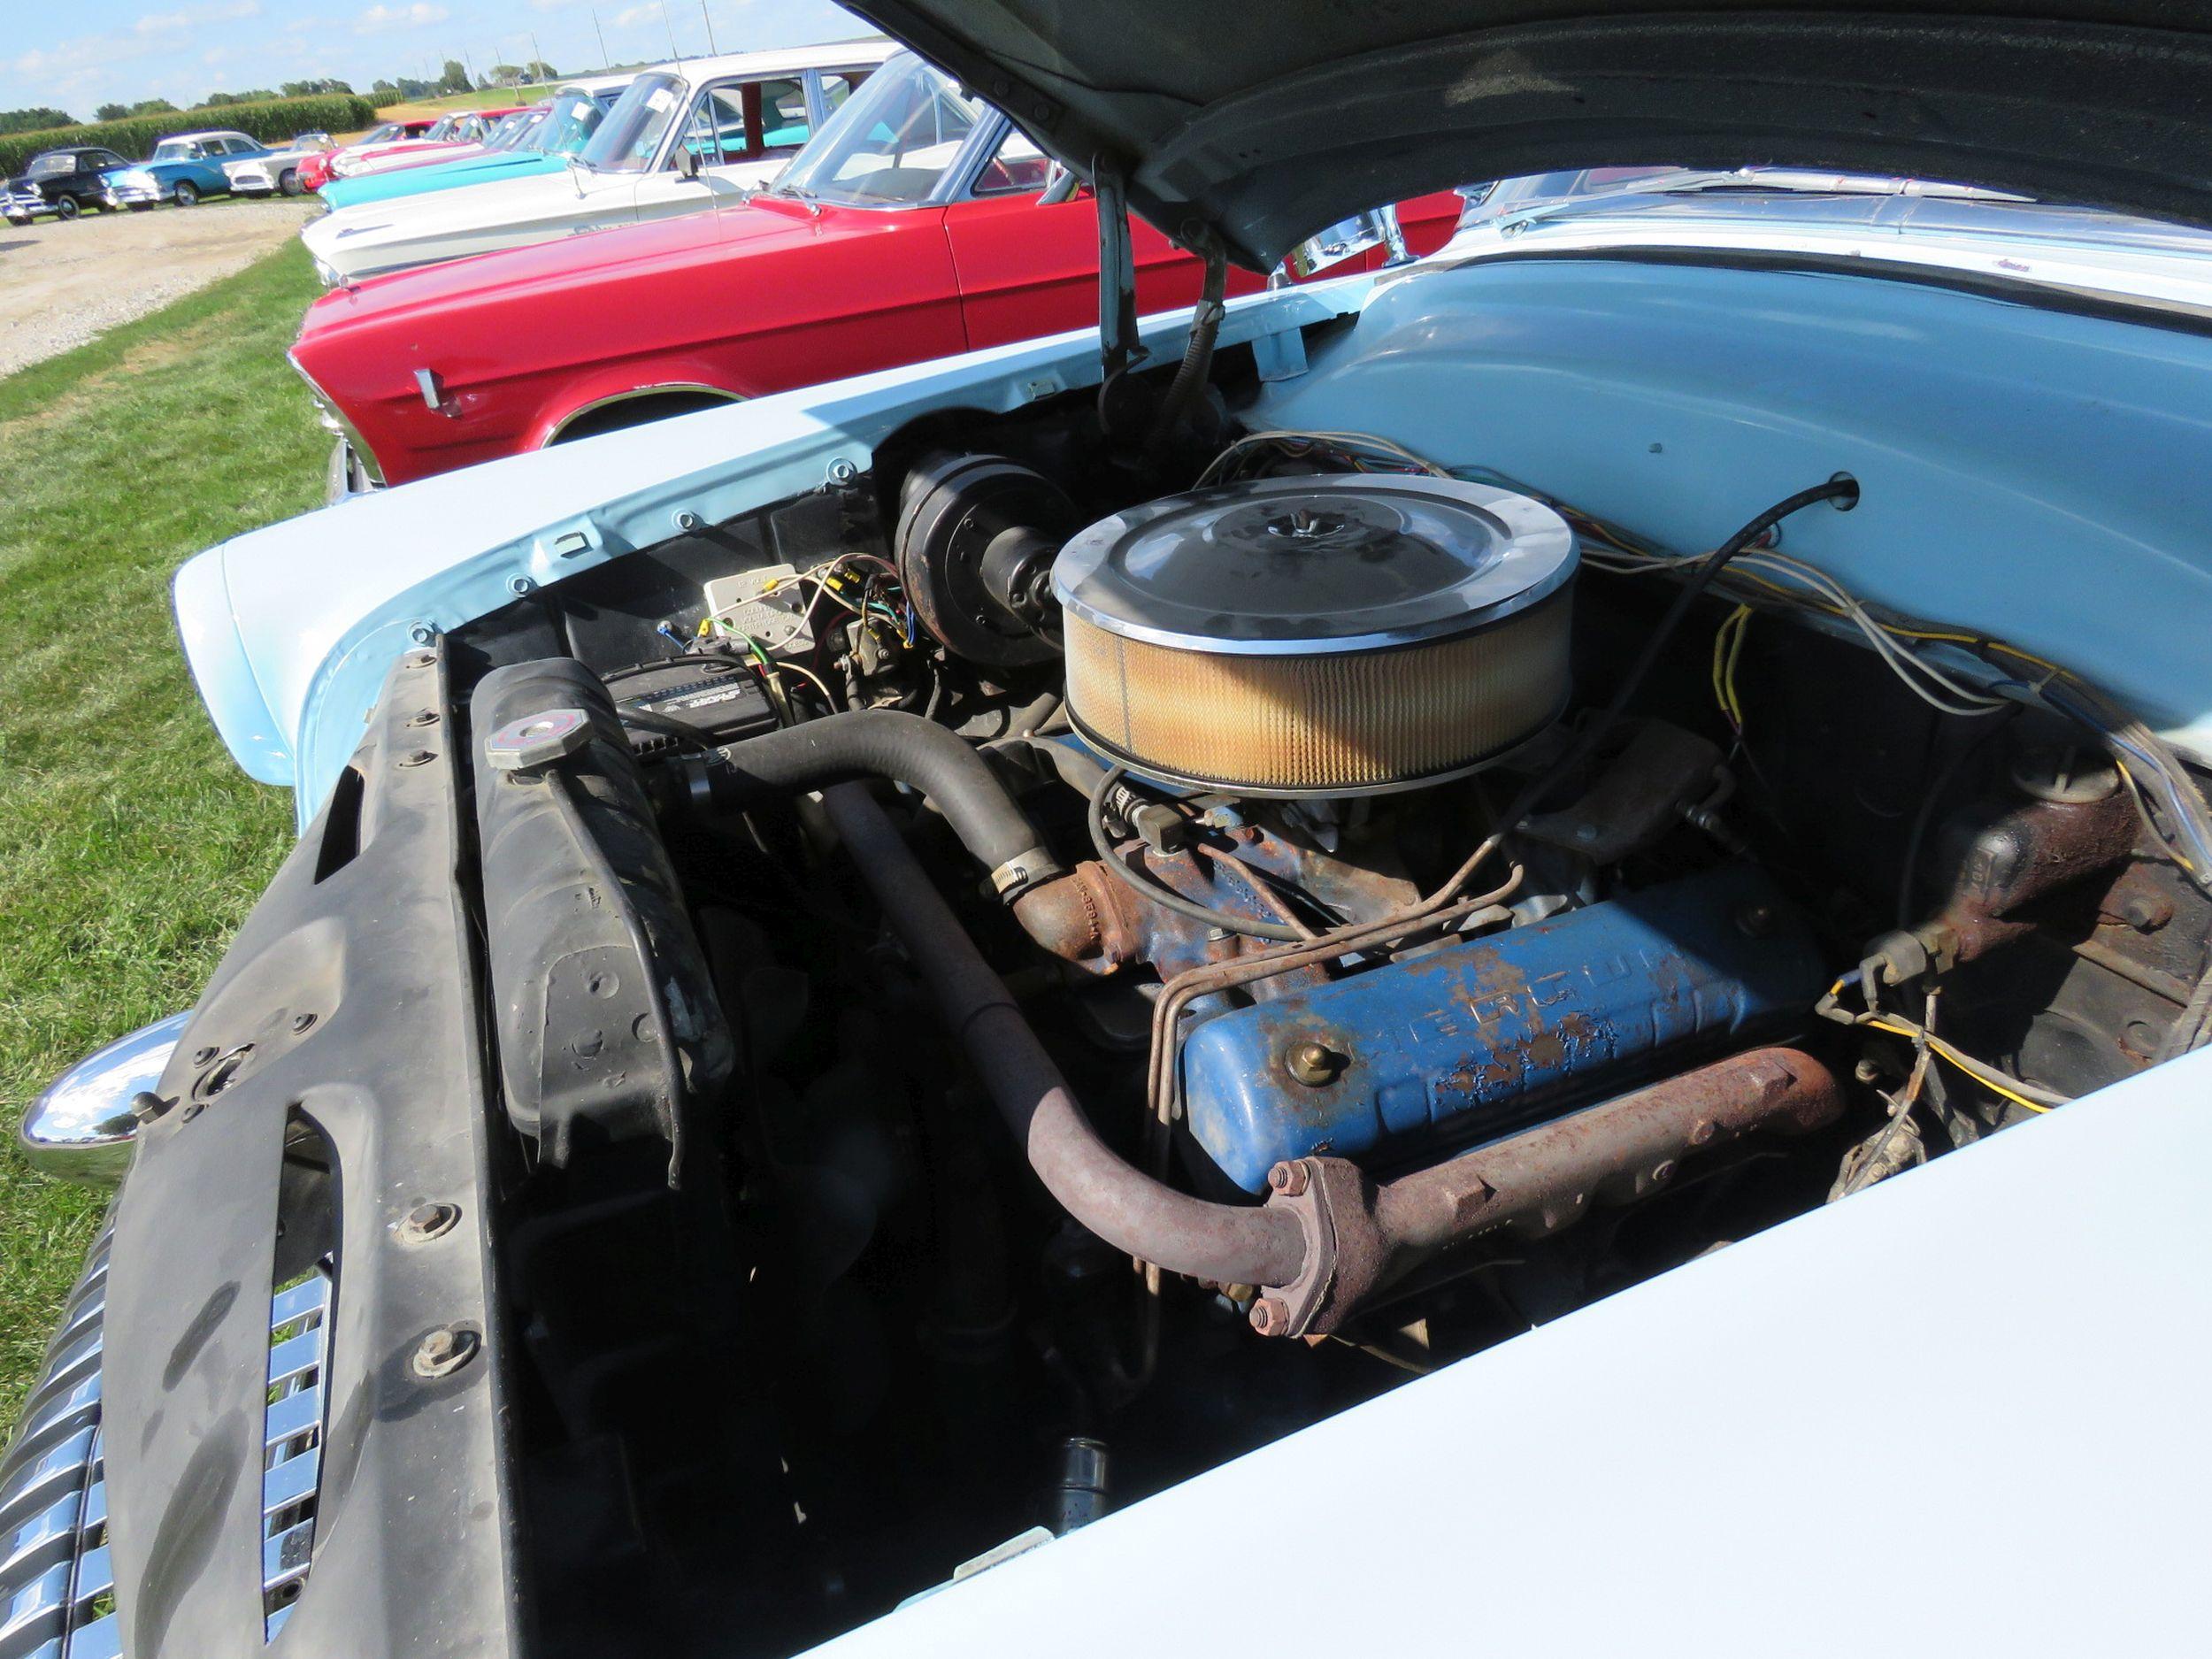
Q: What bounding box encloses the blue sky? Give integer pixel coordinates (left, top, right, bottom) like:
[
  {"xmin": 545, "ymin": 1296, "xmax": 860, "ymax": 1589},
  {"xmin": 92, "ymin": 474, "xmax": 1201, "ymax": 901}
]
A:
[{"xmin": 2, "ymin": 0, "xmax": 865, "ymax": 120}]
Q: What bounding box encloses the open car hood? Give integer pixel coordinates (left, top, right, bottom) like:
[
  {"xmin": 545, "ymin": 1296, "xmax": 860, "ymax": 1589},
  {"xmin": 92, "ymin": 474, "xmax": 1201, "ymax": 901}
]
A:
[{"xmin": 840, "ymin": 1, "xmax": 2212, "ymax": 268}]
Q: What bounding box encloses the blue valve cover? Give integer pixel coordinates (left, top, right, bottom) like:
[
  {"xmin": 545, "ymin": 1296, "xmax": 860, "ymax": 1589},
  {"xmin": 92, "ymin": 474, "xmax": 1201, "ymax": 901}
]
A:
[{"xmin": 1180, "ymin": 863, "xmax": 1829, "ymax": 1192}]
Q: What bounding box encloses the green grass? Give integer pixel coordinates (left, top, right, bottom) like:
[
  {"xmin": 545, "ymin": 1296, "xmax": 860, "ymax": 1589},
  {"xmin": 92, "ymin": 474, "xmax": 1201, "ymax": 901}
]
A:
[{"xmin": 0, "ymin": 243, "xmax": 324, "ymax": 1424}]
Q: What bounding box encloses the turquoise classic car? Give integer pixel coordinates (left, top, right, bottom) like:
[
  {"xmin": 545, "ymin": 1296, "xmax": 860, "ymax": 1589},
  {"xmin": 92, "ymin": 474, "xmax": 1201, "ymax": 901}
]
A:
[
  {"xmin": 103, "ymin": 129, "xmax": 273, "ymax": 208},
  {"xmin": 317, "ymin": 81, "xmax": 633, "ymax": 211}
]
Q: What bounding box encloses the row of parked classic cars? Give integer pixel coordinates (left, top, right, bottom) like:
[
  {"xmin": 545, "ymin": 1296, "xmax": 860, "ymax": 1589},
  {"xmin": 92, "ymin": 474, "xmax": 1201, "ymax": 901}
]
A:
[
  {"xmin": 0, "ymin": 99, "xmax": 602, "ymax": 225},
  {"xmin": 282, "ymin": 42, "xmax": 1468, "ymax": 494}
]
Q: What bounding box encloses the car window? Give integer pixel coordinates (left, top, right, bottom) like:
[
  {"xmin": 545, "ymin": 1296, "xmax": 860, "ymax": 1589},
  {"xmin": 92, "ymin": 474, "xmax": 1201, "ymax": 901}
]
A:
[
  {"xmin": 27, "ymin": 154, "xmax": 72, "ymax": 178},
  {"xmin": 818, "ymin": 72, "xmax": 866, "ymax": 116},
  {"xmin": 757, "ymin": 77, "xmax": 810, "ymax": 153},
  {"xmin": 94, "ymin": 151, "xmax": 127, "ymax": 170},
  {"xmin": 970, "ymin": 124, "xmax": 1051, "ymax": 196},
  {"xmin": 771, "ymin": 53, "xmax": 985, "ymax": 206},
  {"xmin": 225, "ymin": 137, "xmax": 257, "ymax": 154},
  {"xmin": 151, "ymin": 140, "xmax": 193, "ymax": 162},
  {"xmin": 681, "ymin": 84, "xmax": 754, "ymax": 166}
]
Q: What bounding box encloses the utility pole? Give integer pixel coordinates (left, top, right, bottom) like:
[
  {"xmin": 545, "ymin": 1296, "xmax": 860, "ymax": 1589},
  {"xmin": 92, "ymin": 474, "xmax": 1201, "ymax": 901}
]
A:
[
  {"xmin": 462, "ymin": 48, "xmax": 475, "ymax": 89},
  {"xmin": 699, "ymin": 0, "xmax": 718, "ymax": 54},
  {"xmin": 592, "ymin": 8, "xmax": 611, "ymax": 71},
  {"xmin": 530, "ymin": 31, "xmax": 547, "ymax": 78}
]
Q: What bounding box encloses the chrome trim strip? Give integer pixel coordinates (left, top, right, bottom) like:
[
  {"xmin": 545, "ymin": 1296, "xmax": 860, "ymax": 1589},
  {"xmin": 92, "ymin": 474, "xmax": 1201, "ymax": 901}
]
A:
[
  {"xmin": 543, "ymin": 380, "xmax": 743, "ymax": 443},
  {"xmin": 287, "ymin": 350, "xmax": 388, "ymax": 488}
]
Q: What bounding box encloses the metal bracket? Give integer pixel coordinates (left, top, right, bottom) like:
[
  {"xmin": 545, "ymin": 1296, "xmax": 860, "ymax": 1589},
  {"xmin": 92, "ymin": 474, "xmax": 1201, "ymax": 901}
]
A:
[{"xmin": 1094, "ymin": 160, "xmax": 1141, "ymax": 384}]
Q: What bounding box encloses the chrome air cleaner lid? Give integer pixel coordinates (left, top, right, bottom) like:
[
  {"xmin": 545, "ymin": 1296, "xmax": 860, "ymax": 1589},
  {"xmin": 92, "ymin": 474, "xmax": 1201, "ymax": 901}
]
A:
[
  {"xmin": 1052, "ymin": 473, "xmax": 1575, "ymax": 657},
  {"xmin": 1054, "ymin": 473, "xmax": 1578, "ymax": 798}
]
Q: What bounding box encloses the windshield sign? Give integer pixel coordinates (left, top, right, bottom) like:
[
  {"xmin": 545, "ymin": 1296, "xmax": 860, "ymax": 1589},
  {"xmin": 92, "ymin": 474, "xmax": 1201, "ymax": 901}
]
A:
[
  {"xmin": 772, "ymin": 55, "xmax": 984, "ymax": 207},
  {"xmin": 531, "ymin": 89, "xmax": 610, "ymax": 157}
]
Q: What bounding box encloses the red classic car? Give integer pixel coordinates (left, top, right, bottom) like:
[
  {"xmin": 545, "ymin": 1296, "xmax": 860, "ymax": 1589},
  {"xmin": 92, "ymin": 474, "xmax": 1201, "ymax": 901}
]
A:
[
  {"xmin": 296, "ymin": 118, "xmax": 436, "ymax": 194},
  {"xmin": 291, "ymin": 52, "xmax": 1464, "ymax": 491}
]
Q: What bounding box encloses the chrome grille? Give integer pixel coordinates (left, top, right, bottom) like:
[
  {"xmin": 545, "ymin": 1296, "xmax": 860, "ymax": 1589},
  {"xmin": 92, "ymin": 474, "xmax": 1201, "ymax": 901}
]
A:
[{"xmin": 0, "ymin": 1231, "xmax": 334, "ymax": 1655}]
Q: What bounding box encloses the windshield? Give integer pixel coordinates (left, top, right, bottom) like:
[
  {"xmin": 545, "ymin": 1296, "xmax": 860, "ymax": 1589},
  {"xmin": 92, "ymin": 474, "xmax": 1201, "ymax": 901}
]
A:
[
  {"xmin": 770, "ymin": 53, "xmax": 984, "ymax": 207},
  {"xmin": 150, "ymin": 140, "xmax": 197, "ymax": 162},
  {"xmin": 580, "ymin": 71, "xmax": 687, "ymax": 173},
  {"xmin": 358, "ymin": 123, "xmax": 402, "ymax": 146},
  {"xmin": 482, "ymin": 111, "xmax": 541, "ymax": 151},
  {"xmin": 424, "ymin": 115, "xmax": 472, "ymax": 143},
  {"xmin": 27, "ymin": 153, "xmax": 74, "ymax": 177},
  {"xmin": 529, "ymin": 89, "xmax": 610, "ymax": 157}
]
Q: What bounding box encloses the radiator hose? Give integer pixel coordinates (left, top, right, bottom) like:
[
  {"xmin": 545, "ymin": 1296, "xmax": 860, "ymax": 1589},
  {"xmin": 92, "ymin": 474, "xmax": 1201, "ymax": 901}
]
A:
[
  {"xmin": 706, "ymin": 709, "xmax": 1061, "ymax": 896},
  {"xmin": 821, "ymin": 782, "xmax": 1310, "ymax": 1289}
]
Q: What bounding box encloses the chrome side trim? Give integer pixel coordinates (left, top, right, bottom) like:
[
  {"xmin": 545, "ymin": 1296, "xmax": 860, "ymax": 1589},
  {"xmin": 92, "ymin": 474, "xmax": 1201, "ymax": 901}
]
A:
[
  {"xmin": 0, "ymin": 1233, "xmax": 334, "ymax": 1653},
  {"xmin": 17, "ymin": 1014, "xmax": 188, "ymax": 1188}
]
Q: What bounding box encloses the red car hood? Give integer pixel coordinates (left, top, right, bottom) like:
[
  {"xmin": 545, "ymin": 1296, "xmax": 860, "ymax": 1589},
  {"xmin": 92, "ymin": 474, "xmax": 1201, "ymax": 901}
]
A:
[{"xmin": 300, "ymin": 196, "xmax": 864, "ymax": 341}]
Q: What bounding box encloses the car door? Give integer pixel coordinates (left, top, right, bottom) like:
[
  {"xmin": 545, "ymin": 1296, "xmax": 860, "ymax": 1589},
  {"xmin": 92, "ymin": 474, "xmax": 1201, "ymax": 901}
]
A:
[{"xmin": 942, "ymin": 121, "xmax": 1224, "ymax": 351}]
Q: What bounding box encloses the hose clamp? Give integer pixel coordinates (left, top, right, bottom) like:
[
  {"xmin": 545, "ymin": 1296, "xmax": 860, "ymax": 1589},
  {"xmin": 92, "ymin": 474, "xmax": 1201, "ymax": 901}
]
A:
[{"xmin": 989, "ymin": 845, "xmax": 1065, "ymax": 900}]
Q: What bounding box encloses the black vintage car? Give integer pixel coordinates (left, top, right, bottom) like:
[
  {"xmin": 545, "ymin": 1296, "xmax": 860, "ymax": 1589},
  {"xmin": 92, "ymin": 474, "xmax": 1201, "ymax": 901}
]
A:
[{"xmin": 3, "ymin": 146, "xmax": 129, "ymax": 223}]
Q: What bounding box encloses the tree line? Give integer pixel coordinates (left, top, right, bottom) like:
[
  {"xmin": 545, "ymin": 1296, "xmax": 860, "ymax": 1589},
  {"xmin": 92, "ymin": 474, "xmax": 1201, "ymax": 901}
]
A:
[{"xmin": 2, "ymin": 56, "xmax": 561, "ymax": 138}]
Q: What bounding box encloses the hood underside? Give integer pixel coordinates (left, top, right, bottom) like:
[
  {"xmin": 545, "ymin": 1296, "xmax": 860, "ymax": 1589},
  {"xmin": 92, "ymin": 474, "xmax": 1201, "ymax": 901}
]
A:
[{"xmin": 840, "ymin": 2, "xmax": 2212, "ymax": 268}]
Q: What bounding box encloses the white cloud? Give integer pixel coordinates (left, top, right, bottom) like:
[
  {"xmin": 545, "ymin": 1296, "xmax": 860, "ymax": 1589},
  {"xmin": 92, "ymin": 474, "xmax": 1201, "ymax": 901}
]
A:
[
  {"xmin": 134, "ymin": 1, "xmax": 261, "ymax": 34},
  {"xmin": 354, "ymin": 2, "xmax": 449, "ymax": 34},
  {"xmin": 613, "ymin": 4, "xmax": 660, "ymax": 27}
]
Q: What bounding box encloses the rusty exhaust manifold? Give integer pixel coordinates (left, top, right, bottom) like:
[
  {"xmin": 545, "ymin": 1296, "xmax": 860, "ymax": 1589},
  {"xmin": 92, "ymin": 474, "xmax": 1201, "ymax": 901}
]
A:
[
  {"xmin": 827, "ymin": 782, "xmax": 1843, "ymax": 1335},
  {"xmin": 1253, "ymin": 1045, "xmax": 1844, "ymax": 1334}
]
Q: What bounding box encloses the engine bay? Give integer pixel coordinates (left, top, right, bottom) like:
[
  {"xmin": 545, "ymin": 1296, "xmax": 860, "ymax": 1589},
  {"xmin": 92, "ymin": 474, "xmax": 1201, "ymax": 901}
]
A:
[{"xmin": 433, "ymin": 381, "xmax": 2211, "ymax": 1655}]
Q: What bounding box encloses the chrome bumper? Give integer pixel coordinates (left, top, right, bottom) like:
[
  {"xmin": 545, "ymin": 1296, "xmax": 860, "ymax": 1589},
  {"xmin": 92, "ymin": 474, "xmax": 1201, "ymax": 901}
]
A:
[
  {"xmin": 104, "ymin": 187, "xmax": 162, "ymax": 206},
  {"xmin": 17, "ymin": 1015, "xmax": 188, "ymax": 1187},
  {"xmin": 0, "ymin": 1233, "xmax": 334, "ymax": 1655}
]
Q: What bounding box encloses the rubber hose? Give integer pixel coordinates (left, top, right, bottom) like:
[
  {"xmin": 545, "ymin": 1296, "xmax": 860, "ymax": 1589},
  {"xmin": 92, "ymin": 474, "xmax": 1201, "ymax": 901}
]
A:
[
  {"xmin": 1146, "ymin": 245, "xmax": 1228, "ymax": 456},
  {"xmin": 822, "ymin": 783, "xmax": 1310, "ymax": 1289},
  {"xmin": 711, "ymin": 709, "xmax": 1056, "ymax": 893}
]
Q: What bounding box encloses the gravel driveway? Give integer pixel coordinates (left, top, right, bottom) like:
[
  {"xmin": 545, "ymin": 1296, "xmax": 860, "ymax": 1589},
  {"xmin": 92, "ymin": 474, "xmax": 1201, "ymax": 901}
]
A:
[{"xmin": 0, "ymin": 197, "xmax": 320, "ymax": 378}]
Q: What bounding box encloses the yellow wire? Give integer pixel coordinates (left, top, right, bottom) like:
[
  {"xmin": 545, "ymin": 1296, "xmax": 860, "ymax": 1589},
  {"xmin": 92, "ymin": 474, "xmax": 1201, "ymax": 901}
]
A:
[
  {"xmin": 1723, "ymin": 603, "xmax": 1751, "ymax": 726},
  {"xmin": 1710, "ymin": 604, "xmax": 1751, "ymax": 729},
  {"xmin": 1861, "ymin": 1018, "xmax": 2054, "ymax": 1113},
  {"xmin": 2116, "ymin": 757, "xmax": 2198, "ymax": 873}
]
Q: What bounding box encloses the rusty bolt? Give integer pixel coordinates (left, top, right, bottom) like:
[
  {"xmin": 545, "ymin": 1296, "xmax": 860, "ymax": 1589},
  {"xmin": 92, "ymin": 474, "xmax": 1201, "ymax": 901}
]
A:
[
  {"xmin": 1266, "ymin": 1161, "xmax": 1310, "ymax": 1198},
  {"xmin": 1688, "ymin": 1119, "xmax": 1717, "ymax": 1147},
  {"xmin": 1285, "ymin": 1040, "xmax": 1340, "ymax": 1087},
  {"xmin": 400, "ymin": 749, "xmax": 437, "ymax": 768},
  {"xmin": 397, "ymin": 1202, "xmax": 460, "ymax": 1244},
  {"xmin": 1248, "ymin": 1297, "xmax": 1292, "ymax": 1338},
  {"xmin": 411, "ymin": 1325, "xmax": 480, "ymax": 1379},
  {"xmin": 2117, "ymin": 894, "xmax": 2171, "ymax": 933}
]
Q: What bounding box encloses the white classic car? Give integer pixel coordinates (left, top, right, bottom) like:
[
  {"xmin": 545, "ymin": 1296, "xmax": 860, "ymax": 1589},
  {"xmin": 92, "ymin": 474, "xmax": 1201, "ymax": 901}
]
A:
[
  {"xmin": 301, "ymin": 42, "xmax": 898, "ymax": 285},
  {"xmin": 222, "ymin": 130, "xmax": 334, "ymax": 197}
]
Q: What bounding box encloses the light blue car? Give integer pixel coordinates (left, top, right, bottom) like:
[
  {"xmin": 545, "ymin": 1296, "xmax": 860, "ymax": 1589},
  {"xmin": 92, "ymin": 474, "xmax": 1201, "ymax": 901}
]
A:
[
  {"xmin": 102, "ymin": 128, "xmax": 272, "ymax": 208},
  {"xmin": 10, "ymin": 4, "xmax": 2212, "ymax": 1656},
  {"xmin": 317, "ymin": 81, "xmax": 633, "ymax": 211}
]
